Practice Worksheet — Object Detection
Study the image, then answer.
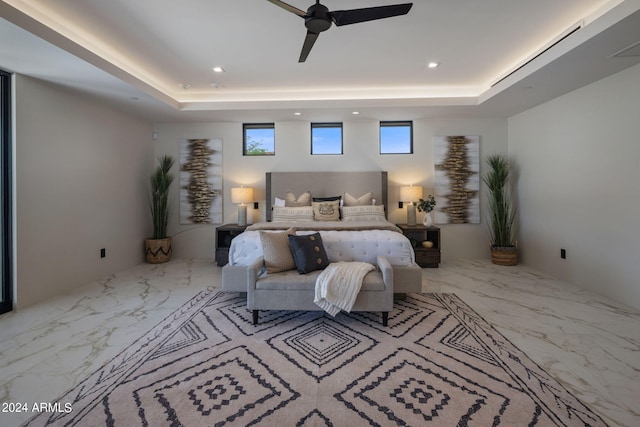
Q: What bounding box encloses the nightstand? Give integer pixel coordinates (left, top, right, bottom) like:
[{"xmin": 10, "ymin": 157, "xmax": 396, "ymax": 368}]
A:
[
  {"xmin": 215, "ymin": 224, "xmax": 247, "ymax": 266},
  {"xmin": 396, "ymin": 224, "xmax": 441, "ymax": 268}
]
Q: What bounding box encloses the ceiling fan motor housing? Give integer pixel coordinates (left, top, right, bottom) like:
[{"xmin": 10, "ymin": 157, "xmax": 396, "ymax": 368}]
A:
[{"xmin": 305, "ymin": 3, "xmax": 332, "ymax": 32}]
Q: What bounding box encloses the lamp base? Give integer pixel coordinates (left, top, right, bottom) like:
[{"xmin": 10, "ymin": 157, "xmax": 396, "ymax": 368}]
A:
[
  {"xmin": 237, "ymin": 204, "xmax": 247, "ymax": 226},
  {"xmin": 407, "ymin": 204, "xmax": 417, "ymax": 226}
]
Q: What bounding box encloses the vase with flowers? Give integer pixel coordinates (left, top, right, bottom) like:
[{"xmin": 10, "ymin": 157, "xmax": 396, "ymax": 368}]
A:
[{"xmin": 416, "ymin": 195, "xmax": 436, "ymax": 226}]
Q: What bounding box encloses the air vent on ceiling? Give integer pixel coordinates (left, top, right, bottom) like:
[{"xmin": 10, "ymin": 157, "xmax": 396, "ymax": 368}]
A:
[
  {"xmin": 610, "ymin": 41, "xmax": 640, "ymax": 57},
  {"xmin": 491, "ymin": 21, "xmax": 584, "ymax": 88}
]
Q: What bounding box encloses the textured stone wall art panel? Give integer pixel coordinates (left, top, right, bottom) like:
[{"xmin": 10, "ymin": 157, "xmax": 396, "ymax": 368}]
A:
[
  {"xmin": 433, "ymin": 135, "xmax": 480, "ymax": 224},
  {"xmin": 179, "ymin": 138, "xmax": 222, "ymax": 224}
]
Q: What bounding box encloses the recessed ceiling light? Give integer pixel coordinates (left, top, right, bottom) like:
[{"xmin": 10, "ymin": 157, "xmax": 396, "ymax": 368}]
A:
[
  {"xmin": 212, "ymin": 66, "xmax": 225, "ymax": 73},
  {"xmin": 294, "ymin": 112, "xmax": 302, "ymax": 116},
  {"xmin": 427, "ymin": 62, "xmax": 440, "ymax": 68},
  {"xmin": 179, "ymin": 83, "xmax": 191, "ymax": 90},
  {"xmin": 352, "ymin": 111, "xmax": 360, "ymax": 115}
]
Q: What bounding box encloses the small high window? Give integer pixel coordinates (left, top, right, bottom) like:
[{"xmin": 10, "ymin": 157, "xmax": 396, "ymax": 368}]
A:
[
  {"xmin": 243, "ymin": 123, "xmax": 275, "ymax": 156},
  {"xmin": 311, "ymin": 122, "xmax": 343, "ymax": 155},
  {"xmin": 380, "ymin": 121, "xmax": 413, "ymax": 154}
]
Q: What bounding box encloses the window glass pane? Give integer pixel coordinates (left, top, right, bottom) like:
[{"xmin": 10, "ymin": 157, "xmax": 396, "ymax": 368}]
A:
[
  {"xmin": 380, "ymin": 121, "xmax": 412, "ymax": 154},
  {"xmin": 1, "ymin": 69, "xmax": 11, "ymax": 314},
  {"xmin": 243, "ymin": 124, "xmax": 275, "ymax": 156},
  {"xmin": 0, "ymin": 74, "xmax": 3, "ymax": 305},
  {"xmin": 312, "ymin": 123, "xmax": 342, "ymax": 155}
]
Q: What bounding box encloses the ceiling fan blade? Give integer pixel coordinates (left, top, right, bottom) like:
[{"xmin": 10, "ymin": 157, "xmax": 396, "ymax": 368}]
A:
[
  {"xmin": 331, "ymin": 3, "xmax": 413, "ymax": 26},
  {"xmin": 267, "ymin": 0, "xmax": 306, "ymax": 17},
  {"xmin": 299, "ymin": 30, "xmax": 319, "ymax": 62}
]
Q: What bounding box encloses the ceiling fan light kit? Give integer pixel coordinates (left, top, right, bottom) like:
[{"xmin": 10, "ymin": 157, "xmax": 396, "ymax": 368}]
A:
[{"xmin": 268, "ymin": 0, "xmax": 413, "ymax": 62}]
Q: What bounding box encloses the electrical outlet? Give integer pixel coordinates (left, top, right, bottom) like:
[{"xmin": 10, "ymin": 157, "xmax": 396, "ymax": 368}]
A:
[
  {"xmin": 561, "ymin": 248, "xmax": 566, "ymax": 259},
  {"xmin": 100, "ymin": 248, "xmax": 106, "ymax": 258}
]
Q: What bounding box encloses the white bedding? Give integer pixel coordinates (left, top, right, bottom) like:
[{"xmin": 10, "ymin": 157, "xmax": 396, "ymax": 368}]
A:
[{"xmin": 228, "ymin": 221, "xmax": 415, "ymax": 267}]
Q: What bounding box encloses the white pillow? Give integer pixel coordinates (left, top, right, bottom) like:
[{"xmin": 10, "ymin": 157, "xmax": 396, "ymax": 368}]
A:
[
  {"xmin": 341, "ymin": 205, "xmax": 386, "ymax": 222},
  {"xmin": 274, "ymin": 197, "xmax": 286, "ymax": 207},
  {"xmin": 343, "ymin": 191, "xmax": 373, "ymax": 206},
  {"xmin": 285, "ymin": 190, "xmax": 312, "ymax": 207},
  {"xmin": 272, "ymin": 206, "xmax": 314, "ymax": 222}
]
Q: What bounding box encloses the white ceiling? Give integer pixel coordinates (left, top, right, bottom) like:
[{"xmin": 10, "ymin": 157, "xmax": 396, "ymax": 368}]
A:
[{"xmin": 1, "ymin": 0, "xmax": 640, "ymax": 122}]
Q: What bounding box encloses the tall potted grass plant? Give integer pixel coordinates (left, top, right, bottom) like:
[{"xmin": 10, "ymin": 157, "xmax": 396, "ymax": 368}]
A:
[
  {"xmin": 145, "ymin": 155, "xmax": 174, "ymax": 263},
  {"xmin": 483, "ymin": 154, "xmax": 518, "ymax": 265}
]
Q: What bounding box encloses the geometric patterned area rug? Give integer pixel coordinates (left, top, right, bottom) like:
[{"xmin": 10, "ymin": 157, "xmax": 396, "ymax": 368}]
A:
[{"xmin": 24, "ymin": 292, "xmax": 607, "ymax": 426}]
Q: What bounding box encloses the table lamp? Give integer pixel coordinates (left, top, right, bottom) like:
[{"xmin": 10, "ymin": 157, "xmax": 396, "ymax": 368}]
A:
[
  {"xmin": 400, "ymin": 185, "xmax": 423, "ymax": 226},
  {"xmin": 231, "ymin": 186, "xmax": 253, "ymax": 226}
]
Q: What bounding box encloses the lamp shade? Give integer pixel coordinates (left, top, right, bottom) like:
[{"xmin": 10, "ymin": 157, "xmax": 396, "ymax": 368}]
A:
[
  {"xmin": 231, "ymin": 187, "xmax": 253, "ymax": 205},
  {"xmin": 400, "ymin": 185, "xmax": 423, "ymax": 203}
]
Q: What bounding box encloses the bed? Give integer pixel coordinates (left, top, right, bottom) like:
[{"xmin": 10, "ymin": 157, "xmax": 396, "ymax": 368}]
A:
[
  {"xmin": 221, "ymin": 171, "xmax": 423, "ymax": 323},
  {"xmin": 228, "ymin": 171, "xmax": 415, "ymax": 267},
  {"xmin": 223, "ymin": 171, "xmax": 421, "ymax": 278}
]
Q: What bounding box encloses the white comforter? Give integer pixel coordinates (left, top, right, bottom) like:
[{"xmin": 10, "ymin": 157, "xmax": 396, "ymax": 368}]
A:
[
  {"xmin": 314, "ymin": 262, "xmax": 375, "ymax": 316},
  {"xmin": 228, "ymin": 225, "xmax": 415, "ymax": 267}
]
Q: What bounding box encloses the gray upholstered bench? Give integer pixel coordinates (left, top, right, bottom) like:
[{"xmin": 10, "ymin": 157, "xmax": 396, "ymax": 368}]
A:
[
  {"xmin": 222, "ymin": 260, "xmax": 422, "ymax": 297},
  {"xmin": 240, "ymin": 255, "xmax": 394, "ymax": 325}
]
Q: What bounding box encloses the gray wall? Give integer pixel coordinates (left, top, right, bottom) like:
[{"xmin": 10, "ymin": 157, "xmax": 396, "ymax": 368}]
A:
[
  {"xmin": 16, "ymin": 62, "xmax": 639, "ymax": 312},
  {"xmin": 153, "ymin": 118, "xmax": 508, "ymax": 261},
  {"xmin": 509, "ymin": 63, "xmax": 640, "ymax": 310},
  {"xmin": 14, "ymin": 75, "xmax": 154, "ymax": 309}
]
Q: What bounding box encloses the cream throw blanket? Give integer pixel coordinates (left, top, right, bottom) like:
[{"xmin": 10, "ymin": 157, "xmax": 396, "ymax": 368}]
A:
[{"xmin": 314, "ymin": 261, "xmax": 375, "ymax": 316}]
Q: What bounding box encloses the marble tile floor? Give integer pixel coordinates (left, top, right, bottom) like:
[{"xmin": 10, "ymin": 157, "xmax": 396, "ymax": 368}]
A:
[{"xmin": 1, "ymin": 258, "xmax": 638, "ymax": 426}]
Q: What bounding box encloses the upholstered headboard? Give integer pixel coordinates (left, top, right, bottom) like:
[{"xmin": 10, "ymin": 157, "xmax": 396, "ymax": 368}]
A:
[{"xmin": 266, "ymin": 171, "xmax": 388, "ymax": 221}]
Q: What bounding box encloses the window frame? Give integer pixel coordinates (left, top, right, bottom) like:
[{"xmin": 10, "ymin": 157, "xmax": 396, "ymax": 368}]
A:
[
  {"xmin": 379, "ymin": 120, "xmax": 413, "ymax": 154},
  {"xmin": 311, "ymin": 122, "xmax": 343, "ymax": 155},
  {"xmin": 1, "ymin": 69, "xmax": 12, "ymax": 315},
  {"xmin": 243, "ymin": 123, "xmax": 275, "ymax": 156}
]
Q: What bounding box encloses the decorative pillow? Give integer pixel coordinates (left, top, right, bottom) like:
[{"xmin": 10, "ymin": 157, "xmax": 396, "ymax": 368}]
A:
[
  {"xmin": 312, "ymin": 200, "xmax": 340, "ymax": 221},
  {"xmin": 343, "ymin": 191, "xmax": 373, "ymax": 206},
  {"xmin": 288, "ymin": 232, "xmax": 330, "ymax": 274},
  {"xmin": 312, "ymin": 195, "xmax": 341, "ymax": 203},
  {"xmin": 259, "ymin": 227, "xmax": 296, "ymax": 273},
  {"xmin": 274, "ymin": 197, "xmax": 286, "ymax": 207},
  {"xmin": 341, "ymin": 205, "xmax": 386, "ymax": 222},
  {"xmin": 272, "ymin": 206, "xmax": 314, "ymax": 222},
  {"xmin": 285, "ymin": 190, "xmax": 312, "ymax": 207}
]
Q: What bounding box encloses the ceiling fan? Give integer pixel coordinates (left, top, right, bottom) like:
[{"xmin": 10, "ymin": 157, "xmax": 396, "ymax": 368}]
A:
[{"xmin": 267, "ymin": 0, "xmax": 413, "ymax": 62}]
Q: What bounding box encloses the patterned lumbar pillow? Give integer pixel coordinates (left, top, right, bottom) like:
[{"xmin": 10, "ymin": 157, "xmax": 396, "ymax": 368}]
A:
[
  {"xmin": 259, "ymin": 227, "xmax": 296, "ymax": 273},
  {"xmin": 287, "ymin": 232, "xmax": 330, "ymax": 274},
  {"xmin": 271, "ymin": 206, "xmax": 314, "ymax": 222},
  {"xmin": 341, "ymin": 205, "xmax": 386, "ymax": 222},
  {"xmin": 312, "ymin": 200, "xmax": 340, "ymax": 221},
  {"xmin": 284, "ymin": 190, "xmax": 312, "ymax": 207}
]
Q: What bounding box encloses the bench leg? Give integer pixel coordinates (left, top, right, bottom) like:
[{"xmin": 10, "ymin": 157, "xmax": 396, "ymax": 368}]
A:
[
  {"xmin": 252, "ymin": 310, "xmax": 259, "ymax": 325},
  {"xmin": 382, "ymin": 312, "xmax": 389, "ymax": 326}
]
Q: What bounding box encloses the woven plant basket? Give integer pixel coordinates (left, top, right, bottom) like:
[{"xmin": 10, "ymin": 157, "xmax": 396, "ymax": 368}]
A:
[
  {"xmin": 145, "ymin": 237, "xmax": 172, "ymax": 264},
  {"xmin": 491, "ymin": 245, "xmax": 517, "ymax": 266}
]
